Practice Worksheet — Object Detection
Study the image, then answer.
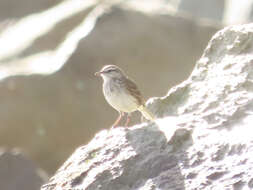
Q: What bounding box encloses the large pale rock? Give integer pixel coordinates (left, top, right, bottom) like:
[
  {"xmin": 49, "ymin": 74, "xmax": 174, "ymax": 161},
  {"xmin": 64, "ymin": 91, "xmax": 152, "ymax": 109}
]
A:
[
  {"xmin": 42, "ymin": 24, "xmax": 253, "ymax": 190},
  {"xmin": 0, "ymin": 1, "xmax": 219, "ymax": 173}
]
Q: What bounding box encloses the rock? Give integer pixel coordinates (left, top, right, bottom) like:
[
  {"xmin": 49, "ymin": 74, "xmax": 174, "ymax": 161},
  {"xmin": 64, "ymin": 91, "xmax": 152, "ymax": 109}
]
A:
[
  {"xmin": 0, "ymin": 149, "xmax": 48, "ymax": 190},
  {"xmin": 0, "ymin": 1, "xmax": 219, "ymax": 174},
  {"xmin": 42, "ymin": 23, "xmax": 253, "ymax": 189},
  {"xmin": 42, "ymin": 125, "xmax": 186, "ymax": 190}
]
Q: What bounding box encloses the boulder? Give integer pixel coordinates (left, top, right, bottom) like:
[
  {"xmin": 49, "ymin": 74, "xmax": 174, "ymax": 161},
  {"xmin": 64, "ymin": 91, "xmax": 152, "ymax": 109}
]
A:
[
  {"xmin": 0, "ymin": 149, "xmax": 48, "ymax": 190},
  {"xmin": 42, "ymin": 23, "xmax": 253, "ymax": 190}
]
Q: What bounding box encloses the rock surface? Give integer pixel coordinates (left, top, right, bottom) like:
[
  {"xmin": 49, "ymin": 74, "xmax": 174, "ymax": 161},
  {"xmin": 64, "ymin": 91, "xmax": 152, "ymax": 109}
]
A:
[
  {"xmin": 0, "ymin": 149, "xmax": 48, "ymax": 190},
  {"xmin": 0, "ymin": 0, "xmax": 219, "ymax": 173},
  {"xmin": 42, "ymin": 24, "xmax": 253, "ymax": 190}
]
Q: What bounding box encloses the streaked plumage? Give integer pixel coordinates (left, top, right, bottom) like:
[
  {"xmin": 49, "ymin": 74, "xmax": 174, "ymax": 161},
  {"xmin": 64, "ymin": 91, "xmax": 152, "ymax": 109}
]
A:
[{"xmin": 95, "ymin": 65, "xmax": 154, "ymax": 127}]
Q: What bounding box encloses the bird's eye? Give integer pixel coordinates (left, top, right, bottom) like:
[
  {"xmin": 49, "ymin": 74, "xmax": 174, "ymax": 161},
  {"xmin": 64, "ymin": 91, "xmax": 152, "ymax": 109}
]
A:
[{"xmin": 106, "ymin": 69, "xmax": 114, "ymax": 73}]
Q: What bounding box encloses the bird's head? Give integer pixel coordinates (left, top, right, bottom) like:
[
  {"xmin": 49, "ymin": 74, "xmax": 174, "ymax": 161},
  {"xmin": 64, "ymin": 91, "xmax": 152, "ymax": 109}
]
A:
[{"xmin": 95, "ymin": 65, "xmax": 125, "ymax": 80}]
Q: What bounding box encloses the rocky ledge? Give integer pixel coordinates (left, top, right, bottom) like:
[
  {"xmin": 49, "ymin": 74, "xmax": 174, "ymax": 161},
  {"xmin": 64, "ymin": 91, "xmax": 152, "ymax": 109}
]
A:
[{"xmin": 42, "ymin": 24, "xmax": 253, "ymax": 190}]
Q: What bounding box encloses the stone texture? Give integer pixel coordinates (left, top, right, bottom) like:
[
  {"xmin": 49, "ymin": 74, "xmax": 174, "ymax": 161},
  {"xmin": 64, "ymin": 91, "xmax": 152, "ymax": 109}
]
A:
[
  {"xmin": 0, "ymin": 1, "xmax": 219, "ymax": 174},
  {"xmin": 42, "ymin": 24, "xmax": 253, "ymax": 190},
  {"xmin": 0, "ymin": 149, "xmax": 48, "ymax": 190}
]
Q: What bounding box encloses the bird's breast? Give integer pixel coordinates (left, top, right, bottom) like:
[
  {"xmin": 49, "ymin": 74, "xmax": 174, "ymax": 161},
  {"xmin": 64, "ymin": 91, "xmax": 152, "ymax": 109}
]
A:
[{"xmin": 103, "ymin": 79, "xmax": 139, "ymax": 113}]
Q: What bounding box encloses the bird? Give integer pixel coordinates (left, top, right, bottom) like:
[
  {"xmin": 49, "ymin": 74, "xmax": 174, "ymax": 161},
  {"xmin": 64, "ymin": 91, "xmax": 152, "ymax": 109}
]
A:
[{"xmin": 95, "ymin": 65, "xmax": 154, "ymax": 128}]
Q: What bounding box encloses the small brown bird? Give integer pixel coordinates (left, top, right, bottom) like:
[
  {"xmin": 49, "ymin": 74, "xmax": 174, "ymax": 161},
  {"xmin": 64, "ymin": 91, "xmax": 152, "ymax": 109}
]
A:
[{"xmin": 95, "ymin": 65, "xmax": 154, "ymax": 128}]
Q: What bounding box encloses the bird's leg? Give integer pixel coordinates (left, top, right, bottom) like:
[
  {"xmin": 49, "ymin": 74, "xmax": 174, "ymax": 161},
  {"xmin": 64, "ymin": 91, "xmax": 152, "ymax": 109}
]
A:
[
  {"xmin": 125, "ymin": 113, "xmax": 131, "ymax": 127},
  {"xmin": 111, "ymin": 111, "xmax": 124, "ymax": 128}
]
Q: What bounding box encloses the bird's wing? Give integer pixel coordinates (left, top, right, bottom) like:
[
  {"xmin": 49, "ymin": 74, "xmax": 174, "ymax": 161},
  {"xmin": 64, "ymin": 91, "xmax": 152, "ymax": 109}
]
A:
[{"xmin": 125, "ymin": 78, "xmax": 144, "ymax": 106}]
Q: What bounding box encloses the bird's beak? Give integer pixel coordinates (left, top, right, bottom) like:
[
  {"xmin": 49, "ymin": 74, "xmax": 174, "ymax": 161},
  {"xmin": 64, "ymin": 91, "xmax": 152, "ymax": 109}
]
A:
[{"xmin": 95, "ymin": 71, "xmax": 101, "ymax": 76}]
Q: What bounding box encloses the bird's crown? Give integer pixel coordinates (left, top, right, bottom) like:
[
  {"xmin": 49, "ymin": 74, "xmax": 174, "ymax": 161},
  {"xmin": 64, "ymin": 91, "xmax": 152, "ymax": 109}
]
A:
[{"xmin": 100, "ymin": 65, "xmax": 121, "ymax": 73}]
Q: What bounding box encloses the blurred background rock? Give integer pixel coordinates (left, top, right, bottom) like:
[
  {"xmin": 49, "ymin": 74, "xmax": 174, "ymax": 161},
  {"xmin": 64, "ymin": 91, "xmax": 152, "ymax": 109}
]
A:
[
  {"xmin": 0, "ymin": 0, "xmax": 251, "ymax": 188},
  {"xmin": 0, "ymin": 148, "xmax": 48, "ymax": 190}
]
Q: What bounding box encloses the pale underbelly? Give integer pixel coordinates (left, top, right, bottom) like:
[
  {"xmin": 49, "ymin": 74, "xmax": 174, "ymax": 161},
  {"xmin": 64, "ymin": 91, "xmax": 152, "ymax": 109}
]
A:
[{"xmin": 104, "ymin": 90, "xmax": 139, "ymax": 113}]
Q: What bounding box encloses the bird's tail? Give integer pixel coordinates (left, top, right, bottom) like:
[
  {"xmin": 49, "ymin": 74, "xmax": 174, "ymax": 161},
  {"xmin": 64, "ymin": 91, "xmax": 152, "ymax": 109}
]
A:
[{"xmin": 138, "ymin": 105, "xmax": 155, "ymax": 121}]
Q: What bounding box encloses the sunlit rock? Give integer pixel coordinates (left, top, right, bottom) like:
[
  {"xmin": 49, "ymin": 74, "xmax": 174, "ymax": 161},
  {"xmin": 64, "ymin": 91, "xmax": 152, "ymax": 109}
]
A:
[{"xmin": 42, "ymin": 24, "xmax": 253, "ymax": 190}]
